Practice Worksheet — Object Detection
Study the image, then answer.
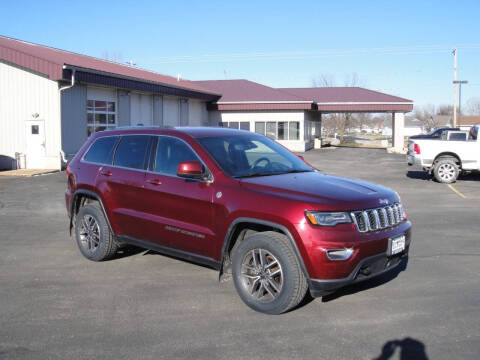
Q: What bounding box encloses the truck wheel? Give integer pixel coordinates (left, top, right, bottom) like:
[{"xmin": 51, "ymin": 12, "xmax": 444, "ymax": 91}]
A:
[
  {"xmin": 75, "ymin": 202, "xmax": 118, "ymax": 261},
  {"xmin": 232, "ymin": 231, "xmax": 307, "ymax": 314},
  {"xmin": 433, "ymin": 158, "xmax": 459, "ymax": 184}
]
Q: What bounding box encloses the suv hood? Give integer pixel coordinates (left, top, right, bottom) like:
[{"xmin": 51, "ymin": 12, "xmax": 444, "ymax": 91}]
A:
[{"xmin": 238, "ymin": 171, "xmax": 398, "ymax": 211}]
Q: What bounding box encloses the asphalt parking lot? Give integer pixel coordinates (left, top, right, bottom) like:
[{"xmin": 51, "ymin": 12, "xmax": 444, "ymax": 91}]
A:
[{"xmin": 1, "ymin": 147, "xmax": 479, "ymax": 360}]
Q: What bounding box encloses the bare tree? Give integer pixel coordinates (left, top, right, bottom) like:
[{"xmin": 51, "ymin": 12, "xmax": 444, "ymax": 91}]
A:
[
  {"xmin": 414, "ymin": 104, "xmax": 437, "ymax": 131},
  {"xmin": 437, "ymin": 104, "xmax": 454, "ymax": 116},
  {"xmin": 311, "ymin": 73, "xmax": 364, "ymax": 141},
  {"xmin": 466, "ymin": 98, "xmax": 480, "ymax": 115},
  {"xmin": 101, "ymin": 50, "xmax": 124, "ymax": 63}
]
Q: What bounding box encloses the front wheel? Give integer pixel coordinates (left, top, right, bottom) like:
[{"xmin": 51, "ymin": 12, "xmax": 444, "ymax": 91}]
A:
[
  {"xmin": 433, "ymin": 158, "xmax": 459, "ymax": 184},
  {"xmin": 232, "ymin": 231, "xmax": 307, "ymax": 314}
]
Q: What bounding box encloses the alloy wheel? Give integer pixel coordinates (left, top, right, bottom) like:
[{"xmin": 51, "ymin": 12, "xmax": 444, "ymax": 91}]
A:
[
  {"xmin": 240, "ymin": 248, "xmax": 283, "ymax": 302},
  {"xmin": 78, "ymin": 214, "xmax": 100, "ymax": 253},
  {"xmin": 438, "ymin": 163, "xmax": 456, "ymax": 182}
]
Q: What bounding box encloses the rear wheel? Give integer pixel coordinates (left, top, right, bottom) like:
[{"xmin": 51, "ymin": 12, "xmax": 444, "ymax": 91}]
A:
[
  {"xmin": 75, "ymin": 202, "xmax": 118, "ymax": 261},
  {"xmin": 232, "ymin": 231, "xmax": 307, "ymax": 314},
  {"xmin": 433, "ymin": 158, "xmax": 459, "ymax": 183}
]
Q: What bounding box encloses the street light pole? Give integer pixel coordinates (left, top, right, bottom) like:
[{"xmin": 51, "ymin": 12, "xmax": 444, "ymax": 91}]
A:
[{"xmin": 453, "ymin": 80, "xmax": 468, "ymax": 125}]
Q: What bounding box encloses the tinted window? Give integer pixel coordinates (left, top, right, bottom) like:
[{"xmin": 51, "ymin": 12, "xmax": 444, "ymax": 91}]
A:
[
  {"xmin": 83, "ymin": 136, "xmax": 118, "ymax": 164},
  {"xmin": 114, "ymin": 135, "xmax": 151, "ymax": 170},
  {"xmin": 154, "ymin": 137, "xmax": 200, "ymax": 175},
  {"xmin": 449, "ymin": 133, "xmax": 466, "ymax": 141}
]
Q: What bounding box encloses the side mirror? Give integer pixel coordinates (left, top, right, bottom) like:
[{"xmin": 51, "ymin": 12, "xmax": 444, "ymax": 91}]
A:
[{"xmin": 177, "ymin": 161, "xmax": 205, "ymax": 179}]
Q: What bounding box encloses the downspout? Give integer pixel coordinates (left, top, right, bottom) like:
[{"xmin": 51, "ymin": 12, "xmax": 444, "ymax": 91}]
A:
[{"xmin": 59, "ymin": 67, "xmax": 76, "ymax": 165}]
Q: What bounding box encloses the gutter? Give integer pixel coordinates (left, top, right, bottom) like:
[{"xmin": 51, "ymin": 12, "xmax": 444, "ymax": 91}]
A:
[{"xmin": 58, "ymin": 66, "xmax": 76, "ymax": 167}]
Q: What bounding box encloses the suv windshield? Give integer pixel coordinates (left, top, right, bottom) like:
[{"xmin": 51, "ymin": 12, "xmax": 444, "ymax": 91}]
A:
[{"xmin": 197, "ymin": 133, "xmax": 313, "ymax": 178}]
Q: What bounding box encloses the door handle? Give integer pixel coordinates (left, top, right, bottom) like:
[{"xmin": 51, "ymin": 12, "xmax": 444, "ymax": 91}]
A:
[
  {"xmin": 100, "ymin": 170, "xmax": 113, "ymax": 177},
  {"xmin": 146, "ymin": 179, "xmax": 162, "ymax": 185}
]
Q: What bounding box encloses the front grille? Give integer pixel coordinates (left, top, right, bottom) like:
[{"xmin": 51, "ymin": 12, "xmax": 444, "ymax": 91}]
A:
[{"xmin": 351, "ymin": 203, "xmax": 404, "ymax": 233}]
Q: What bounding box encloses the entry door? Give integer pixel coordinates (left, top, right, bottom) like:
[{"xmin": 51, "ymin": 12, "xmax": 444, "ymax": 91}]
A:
[{"xmin": 25, "ymin": 120, "xmax": 46, "ymax": 168}]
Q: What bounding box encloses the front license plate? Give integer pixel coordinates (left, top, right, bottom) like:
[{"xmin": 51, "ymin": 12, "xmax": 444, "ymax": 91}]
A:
[{"xmin": 388, "ymin": 235, "xmax": 406, "ymax": 256}]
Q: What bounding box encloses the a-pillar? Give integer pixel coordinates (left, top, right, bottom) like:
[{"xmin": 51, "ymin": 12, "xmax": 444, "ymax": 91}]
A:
[{"xmin": 392, "ymin": 112, "xmax": 405, "ymax": 152}]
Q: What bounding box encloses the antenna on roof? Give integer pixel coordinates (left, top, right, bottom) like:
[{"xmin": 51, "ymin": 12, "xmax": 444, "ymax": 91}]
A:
[
  {"xmin": 224, "ymin": 69, "xmax": 227, "ymax": 79},
  {"xmin": 177, "ymin": 74, "xmax": 182, "ymax": 81},
  {"xmin": 126, "ymin": 60, "xmax": 136, "ymax": 67}
]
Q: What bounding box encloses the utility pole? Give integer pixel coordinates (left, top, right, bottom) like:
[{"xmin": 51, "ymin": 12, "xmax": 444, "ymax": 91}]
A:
[
  {"xmin": 453, "ymin": 80, "xmax": 468, "ymax": 125},
  {"xmin": 452, "ymin": 48, "xmax": 457, "ymax": 127}
]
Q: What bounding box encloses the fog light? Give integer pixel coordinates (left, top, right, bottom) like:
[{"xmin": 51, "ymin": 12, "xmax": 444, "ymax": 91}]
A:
[{"xmin": 326, "ymin": 248, "xmax": 354, "ymax": 261}]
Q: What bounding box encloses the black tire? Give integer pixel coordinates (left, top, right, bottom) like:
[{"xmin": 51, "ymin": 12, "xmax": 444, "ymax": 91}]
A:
[
  {"xmin": 75, "ymin": 202, "xmax": 117, "ymax": 261},
  {"xmin": 232, "ymin": 231, "xmax": 308, "ymax": 314},
  {"xmin": 433, "ymin": 158, "xmax": 459, "ymax": 184}
]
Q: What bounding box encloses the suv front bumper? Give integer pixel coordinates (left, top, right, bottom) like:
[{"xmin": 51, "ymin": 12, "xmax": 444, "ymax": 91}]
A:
[{"xmin": 308, "ymin": 250, "xmax": 409, "ymax": 297}]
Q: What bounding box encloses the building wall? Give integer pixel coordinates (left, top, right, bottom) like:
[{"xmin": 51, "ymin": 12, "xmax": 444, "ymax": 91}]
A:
[
  {"xmin": 209, "ymin": 110, "xmax": 309, "ymax": 152},
  {"xmin": 163, "ymin": 96, "xmax": 180, "ymax": 127},
  {"xmin": 0, "ymin": 61, "xmax": 61, "ymax": 169},
  {"xmin": 189, "ymin": 99, "xmax": 209, "ymax": 126},
  {"xmin": 61, "ymin": 84, "xmax": 87, "ymax": 157}
]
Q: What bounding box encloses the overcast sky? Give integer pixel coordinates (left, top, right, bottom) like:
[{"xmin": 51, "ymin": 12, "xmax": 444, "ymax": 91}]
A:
[{"xmin": 1, "ymin": 0, "xmax": 479, "ymax": 109}]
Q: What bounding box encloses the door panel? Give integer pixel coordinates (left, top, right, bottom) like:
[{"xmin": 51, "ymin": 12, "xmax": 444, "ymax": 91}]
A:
[{"xmin": 142, "ymin": 136, "xmax": 215, "ymax": 257}]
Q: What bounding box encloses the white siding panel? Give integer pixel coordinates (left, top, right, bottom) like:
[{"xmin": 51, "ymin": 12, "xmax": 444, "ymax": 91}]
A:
[
  {"xmin": 0, "ymin": 62, "xmax": 61, "ymax": 169},
  {"xmin": 130, "ymin": 93, "xmax": 153, "ymax": 126},
  {"xmin": 163, "ymin": 97, "xmax": 179, "ymax": 127},
  {"xmin": 188, "ymin": 100, "xmax": 208, "ymax": 126}
]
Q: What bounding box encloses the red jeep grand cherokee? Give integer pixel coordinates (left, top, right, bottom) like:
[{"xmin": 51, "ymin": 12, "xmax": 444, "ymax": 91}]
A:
[{"xmin": 65, "ymin": 127, "xmax": 411, "ymax": 314}]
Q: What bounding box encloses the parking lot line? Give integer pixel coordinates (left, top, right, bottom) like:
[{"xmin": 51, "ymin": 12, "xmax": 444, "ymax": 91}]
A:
[{"xmin": 447, "ymin": 184, "xmax": 467, "ymax": 199}]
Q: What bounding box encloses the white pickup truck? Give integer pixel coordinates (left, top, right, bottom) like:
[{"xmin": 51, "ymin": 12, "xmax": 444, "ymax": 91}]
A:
[{"xmin": 407, "ymin": 125, "xmax": 479, "ymax": 183}]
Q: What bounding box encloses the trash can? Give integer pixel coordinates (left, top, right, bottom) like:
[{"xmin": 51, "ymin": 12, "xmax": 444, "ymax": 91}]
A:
[{"xmin": 15, "ymin": 152, "xmax": 26, "ymax": 169}]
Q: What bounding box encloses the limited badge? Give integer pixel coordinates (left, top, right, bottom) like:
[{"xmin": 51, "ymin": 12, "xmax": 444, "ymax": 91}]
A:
[{"xmin": 216, "ymin": 192, "xmax": 222, "ymax": 199}]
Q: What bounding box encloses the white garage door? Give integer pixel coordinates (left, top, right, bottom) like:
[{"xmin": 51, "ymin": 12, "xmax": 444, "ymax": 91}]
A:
[
  {"xmin": 130, "ymin": 93, "xmax": 153, "ymax": 126},
  {"xmin": 163, "ymin": 97, "xmax": 180, "ymax": 127}
]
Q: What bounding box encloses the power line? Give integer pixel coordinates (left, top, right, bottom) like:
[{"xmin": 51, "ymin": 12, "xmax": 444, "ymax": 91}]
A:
[{"xmin": 150, "ymin": 44, "xmax": 480, "ymax": 64}]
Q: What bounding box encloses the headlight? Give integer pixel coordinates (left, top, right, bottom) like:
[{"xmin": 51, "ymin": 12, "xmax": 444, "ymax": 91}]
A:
[{"xmin": 305, "ymin": 211, "xmax": 352, "ymax": 226}]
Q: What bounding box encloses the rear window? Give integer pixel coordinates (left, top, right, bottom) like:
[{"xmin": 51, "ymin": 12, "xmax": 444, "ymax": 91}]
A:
[
  {"xmin": 83, "ymin": 136, "xmax": 118, "ymax": 164},
  {"xmin": 114, "ymin": 135, "xmax": 151, "ymax": 170}
]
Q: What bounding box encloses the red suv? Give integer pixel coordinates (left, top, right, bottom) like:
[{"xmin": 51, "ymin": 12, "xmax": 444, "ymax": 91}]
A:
[{"xmin": 65, "ymin": 127, "xmax": 411, "ymax": 314}]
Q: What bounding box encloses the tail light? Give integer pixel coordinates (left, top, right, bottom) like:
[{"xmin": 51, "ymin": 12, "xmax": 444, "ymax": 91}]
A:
[
  {"xmin": 414, "ymin": 143, "xmax": 420, "ymax": 154},
  {"xmin": 66, "ymin": 166, "xmax": 71, "ymax": 176}
]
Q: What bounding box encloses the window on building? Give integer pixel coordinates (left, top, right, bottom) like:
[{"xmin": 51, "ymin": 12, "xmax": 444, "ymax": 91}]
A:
[
  {"xmin": 154, "ymin": 137, "xmax": 200, "ymax": 176},
  {"xmin": 221, "ymin": 121, "xmax": 250, "ymax": 131},
  {"xmin": 240, "ymin": 122, "xmax": 250, "ymax": 131},
  {"xmin": 278, "ymin": 122, "xmax": 287, "ymax": 140},
  {"xmin": 83, "ymin": 136, "xmax": 119, "ymax": 164},
  {"xmin": 87, "ymin": 100, "xmax": 116, "ymax": 137},
  {"xmin": 255, "ymin": 122, "xmax": 266, "ymax": 136},
  {"xmin": 266, "ymin": 122, "xmax": 276, "ymax": 139},
  {"xmin": 255, "ymin": 121, "xmax": 300, "ymax": 141},
  {"xmin": 289, "ymin": 122, "xmax": 300, "ymax": 140},
  {"xmin": 114, "ymin": 135, "xmax": 151, "ymax": 170}
]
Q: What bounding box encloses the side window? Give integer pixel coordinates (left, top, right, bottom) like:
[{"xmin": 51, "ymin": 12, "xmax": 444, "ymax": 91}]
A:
[
  {"xmin": 114, "ymin": 135, "xmax": 151, "ymax": 170},
  {"xmin": 83, "ymin": 136, "xmax": 119, "ymax": 164},
  {"xmin": 154, "ymin": 137, "xmax": 200, "ymax": 175}
]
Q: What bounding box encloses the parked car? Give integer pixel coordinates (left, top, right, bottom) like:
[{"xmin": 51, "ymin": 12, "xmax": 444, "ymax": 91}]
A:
[
  {"xmin": 409, "ymin": 127, "xmax": 460, "ymax": 140},
  {"xmin": 66, "ymin": 127, "xmax": 411, "ymax": 314},
  {"xmin": 407, "ymin": 125, "xmax": 480, "ymax": 183}
]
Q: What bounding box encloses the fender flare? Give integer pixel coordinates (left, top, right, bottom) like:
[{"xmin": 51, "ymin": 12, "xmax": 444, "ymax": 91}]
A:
[
  {"xmin": 221, "ymin": 217, "xmax": 311, "ymax": 280},
  {"xmin": 70, "ymin": 190, "xmax": 114, "ymax": 235}
]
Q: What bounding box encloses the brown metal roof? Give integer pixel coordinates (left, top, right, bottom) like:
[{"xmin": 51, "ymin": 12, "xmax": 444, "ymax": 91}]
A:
[
  {"xmin": 279, "ymin": 87, "xmax": 413, "ymax": 104},
  {"xmin": 195, "ymin": 79, "xmax": 312, "ymax": 103},
  {"xmin": 0, "ymin": 35, "xmax": 218, "ymax": 97}
]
